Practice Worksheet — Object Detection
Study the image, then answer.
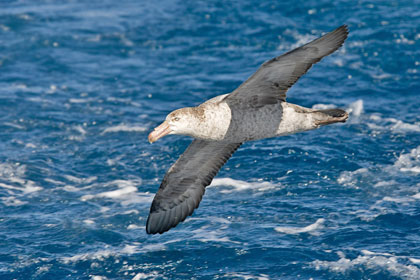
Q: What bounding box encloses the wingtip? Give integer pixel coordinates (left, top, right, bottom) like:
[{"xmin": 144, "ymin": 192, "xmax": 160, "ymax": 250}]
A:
[
  {"xmin": 145, "ymin": 216, "xmax": 181, "ymax": 235},
  {"xmin": 339, "ymin": 24, "xmax": 348, "ymax": 30},
  {"xmin": 145, "ymin": 199, "xmax": 199, "ymax": 235},
  {"xmin": 145, "ymin": 213, "xmax": 165, "ymax": 235},
  {"xmin": 145, "ymin": 210, "xmax": 159, "ymax": 234},
  {"xmin": 145, "ymin": 206, "xmax": 188, "ymax": 235},
  {"xmin": 323, "ymin": 24, "xmax": 349, "ymax": 51},
  {"xmin": 336, "ymin": 24, "xmax": 349, "ymax": 37}
]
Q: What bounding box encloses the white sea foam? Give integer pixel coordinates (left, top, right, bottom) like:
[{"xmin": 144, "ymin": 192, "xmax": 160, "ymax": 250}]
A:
[
  {"xmin": 313, "ymin": 250, "xmax": 420, "ymax": 280},
  {"xmin": 0, "ymin": 162, "xmax": 26, "ymax": 178},
  {"xmin": 191, "ymin": 225, "xmax": 238, "ymax": 243},
  {"xmin": 209, "ymin": 178, "xmax": 278, "ymax": 193},
  {"xmin": 0, "ymin": 24, "xmax": 10, "ymax": 32},
  {"xmin": 275, "ymin": 218, "xmax": 325, "ymax": 235},
  {"xmin": 34, "ymin": 265, "xmax": 52, "ymax": 277},
  {"xmin": 373, "ymin": 180, "xmax": 397, "ymax": 188},
  {"xmin": 372, "ymin": 73, "xmax": 392, "ymax": 80},
  {"xmin": 127, "ymin": 224, "xmax": 143, "ymax": 230},
  {"xmin": 126, "ymin": 240, "xmax": 182, "ymax": 255},
  {"xmin": 69, "ymin": 98, "xmax": 95, "ymax": 103},
  {"xmin": 64, "ymin": 175, "xmax": 97, "ymax": 184},
  {"xmin": 1, "ymin": 196, "xmax": 26, "ymax": 206},
  {"xmin": 382, "ymin": 196, "xmax": 415, "ymax": 204},
  {"xmin": 338, "ymin": 146, "xmax": 420, "ymax": 188},
  {"xmin": 44, "ymin": 178, "xmax": 66, "ymax": 185},
  {"xmin": 0, "ymin": 163, "xmax": 42, "ymax": 206},
  {"xmin": 394, "ymin": 146, "xmax": 420, "ymax": 174},
  {"xmin": 367, "ymin": 115, "xmax": 420, "ymax": 134},
  {"xmin": 410, "ymin": 258, "xmax": 420, "ymax": 264},
  {"xmin": 287, "ymin": 31, "xmax": 317, "ymax": 50},
  {"xmin": 82, "ymin": 185, "xmax": 137, "ymax": 200},
  {"xmin": 347, "ymin": 99, "xmax": 364, "ymax": 118},
  {"xmin": 361, "ymin": 250, "xmax": 394, "ymax": 257},
  {"xmin": 0, "ymin": 181, "xmax": 42, "ymax": 194},
  {"xmin": 102, "ymin": 124, "xmax": 147, "ymax": 134},
  {"xmin": 83, "ymin": 219, "xmax": 95, "ymax": 225},
  {"xmin": 80, "ymin": 179, "xmax": 153, "ymax": 206},
  {"xmin": 73, "ymin": 125, "xmax": 87, "ymax": 135},
  {"xmin": 412, "ymin": 193, "xmax": 420, "ymax": 199},
  {"xmin": 189, "ymin": 217, "xmax": 240, "ymax": 244},
  {"xmin": 91, "ymin": 276, "xmax": 107, "ymax": 280},
  {"xmin": 3, "ymin": 122, "xmax": 25, "ymax": 130},
  {"xmin": 132, "ymin": 272, "xmax": 161, "ymax": 280},
  {"xmin": 123, "ymin": 209, "xmax": 139, "ymax": 215},
  {"xmin": 222, "ymin": 273, "xmax": 270, "ymax": 280},
  {"xmin": 62, "ymin": 249, "xmax": 114, "ymax": 264},
  {"xmin": 332, "ymin": 58, "xmax": 344, "ymax": 67},
  {"xmin": 312, "ymin": 103, "xmax": 337, "ymax": 110},
  {"xmin": 337, "ymin": 167, "xmax": 368, "ymax": 187},
  {"xmin": 390, "ymin": 120, "xmax": 420, "ymax": 133},
  {"xmin": 337, "ymin": 146, "xmax": 420, "ymax": 222},
  {"xmin": 25, "ymin": 143, "xmax": 37, "ymax": 148},
  {"xmin": 61, "ymin": 243, "xmax": 167, "ymax": 264}
]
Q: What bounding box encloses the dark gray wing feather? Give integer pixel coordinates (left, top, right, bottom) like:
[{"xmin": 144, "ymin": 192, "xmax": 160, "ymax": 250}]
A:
[
  {"xmin": 226, "ymin": 25, "xmax": 348, "ymax": 106},
  {"xmin": 146, "ymin": 140, "xmax": 241, "ymax": 234}
]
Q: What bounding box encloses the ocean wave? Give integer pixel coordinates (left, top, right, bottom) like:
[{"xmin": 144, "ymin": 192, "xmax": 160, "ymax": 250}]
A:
[
  {"xmin": 338, "ymin": 146, "xmax": 420, "ymax": 221},
  {"xmin": 338, "ymin": 145, "xmax": 420, "ymax": 188},
  {"xmin": 102, "ymin": 124, "xmax": 148, "ymax": 134},
  {"xmin": 61, "ymin": 244, "xmax": 151, "ymax": 264},
  {"xmin": 64, "ymin": 175, "xmax": 98, "ymax": 184},
  {"xmin": 80, "ymin": 179, "xmax": 152, "ymax": 206},
  {"xmin": 132, "ymin": 272, "xmax": 162, "ymax": 280},
  {"xmin": 0, "ymin": 162, "xmax": 42, "ymax": 206},
  {"xmin": 209, "ymin": 177, "xmax": 278, "ymax": 193},
  {"xmin": 313, "ymin": 250, "xmax": 420, "ymax": 280},
  {"xmin": 394, "ymin": 146, "xmax": 420, "ymax": 173},
  {"xmin": 61, "ymin": 249, "xmax": 115, "ymax": 264},
  {"xmin": 275, "ymin": 218, "xmax": 325, "ymax": 235},
  {"xmin": 61, "ymin": 242, "xmax": 173, "ymax": 265},
  {"xmin": 222, "ymin": 273, "xmax": 269, "ymax": 280},
  {"xmin": 347, "ymin": 99, "xmax": 364, "ymax": 118},
  {"xmin": 190, "ymin": 217, "xmax": 240, "ymax": 244},
  {"xmin": 367, "ymin": 115, "xmax": 420, "ymax": 134}
]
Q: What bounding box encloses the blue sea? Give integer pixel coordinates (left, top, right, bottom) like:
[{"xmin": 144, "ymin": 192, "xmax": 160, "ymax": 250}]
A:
[{"xmin": 0, "ymin": 0, "xmax": 419, "ymax": 279}]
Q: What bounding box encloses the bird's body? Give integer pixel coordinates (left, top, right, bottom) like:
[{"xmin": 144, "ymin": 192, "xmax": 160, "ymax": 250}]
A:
[
  {"xmin": 146, "ymin": 25, "xmax": 349, "ymax": 234},
  {"xmin": 172, "ymin": 95, "xmax": 346, "ymax": 143}
]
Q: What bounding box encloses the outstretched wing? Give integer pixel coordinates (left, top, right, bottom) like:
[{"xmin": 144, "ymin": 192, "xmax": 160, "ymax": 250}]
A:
[
  {"xmin": 146, "ymin": 140, "xmax": 241, "ymax": 234},
  {"xmin": 225, "ymin": 25, "xmax": 348, "ymax": 107}
]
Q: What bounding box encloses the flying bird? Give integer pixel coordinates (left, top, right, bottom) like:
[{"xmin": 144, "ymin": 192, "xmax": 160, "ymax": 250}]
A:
[{"xmin": 146, "ymin": 25, "xmax": 349, "ymax": 234}]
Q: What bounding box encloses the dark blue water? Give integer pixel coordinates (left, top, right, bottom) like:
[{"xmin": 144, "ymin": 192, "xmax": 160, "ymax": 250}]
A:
[{"xmin": 1, "ymin": 1, "xmax": 419, "ymax": 279}]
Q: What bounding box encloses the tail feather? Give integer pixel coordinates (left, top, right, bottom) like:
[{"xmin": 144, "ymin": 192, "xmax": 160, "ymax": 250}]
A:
[
  {"xmin": 317, "ymin": 109, "xmax": 347, "ymax": 118},
  {"xmin": 313, "ymin": 108, "xmax": 348, "ymax": 125}
]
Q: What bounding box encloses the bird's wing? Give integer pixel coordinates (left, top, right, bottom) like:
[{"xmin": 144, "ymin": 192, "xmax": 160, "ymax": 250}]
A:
[
  {"xmin": 225, "ymin": 25, "xmax": 348, "ymax": 107},
  {"xmin": 146, "ymin": 139, "xmax": 241, "ymax": 234}
]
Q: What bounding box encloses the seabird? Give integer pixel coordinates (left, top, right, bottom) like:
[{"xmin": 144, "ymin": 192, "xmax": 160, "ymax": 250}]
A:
[{"xmin": 146, "ymin": 25, "xmax": 349, "ymax": 234}]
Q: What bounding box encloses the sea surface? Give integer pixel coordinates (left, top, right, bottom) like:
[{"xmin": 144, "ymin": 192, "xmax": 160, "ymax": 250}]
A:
[{"xmin": 0, "ymin": 0, "xmax": 419, "ymax": 279}]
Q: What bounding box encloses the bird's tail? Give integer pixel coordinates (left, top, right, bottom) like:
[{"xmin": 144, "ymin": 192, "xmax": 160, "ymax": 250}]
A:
[{"xmin": 313, "ymin": 108, "xmax": 348, "ymax": 126}]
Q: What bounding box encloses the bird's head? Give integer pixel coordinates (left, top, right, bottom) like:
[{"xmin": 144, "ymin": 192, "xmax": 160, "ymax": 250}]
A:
[{"xmin": 148, "ymin": 107, "xmax": 204, "ymax": 143}]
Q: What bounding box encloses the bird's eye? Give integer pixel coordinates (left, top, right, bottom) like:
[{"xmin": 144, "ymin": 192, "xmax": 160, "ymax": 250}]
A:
[{"xmin": 174, "ymin": 117, "xmax": 180, "ymax": 121}]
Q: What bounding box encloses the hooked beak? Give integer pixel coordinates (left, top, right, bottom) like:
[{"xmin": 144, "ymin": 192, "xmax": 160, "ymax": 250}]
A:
[{"xmin": 148, "ymin": 121, "xmax": 172, "ymax": 143}]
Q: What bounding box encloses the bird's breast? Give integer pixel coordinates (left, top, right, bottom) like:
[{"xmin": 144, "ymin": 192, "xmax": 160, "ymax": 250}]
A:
[{"xmin": 191, "ymin": 101, "xmax": 232, "ymax": 141}]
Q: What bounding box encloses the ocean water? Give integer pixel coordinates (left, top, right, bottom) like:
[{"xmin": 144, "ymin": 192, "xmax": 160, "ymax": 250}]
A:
[{"xmin": 0, "ymin": 0, "xmax": 419, "ymax": 279}]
